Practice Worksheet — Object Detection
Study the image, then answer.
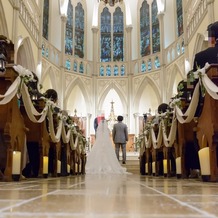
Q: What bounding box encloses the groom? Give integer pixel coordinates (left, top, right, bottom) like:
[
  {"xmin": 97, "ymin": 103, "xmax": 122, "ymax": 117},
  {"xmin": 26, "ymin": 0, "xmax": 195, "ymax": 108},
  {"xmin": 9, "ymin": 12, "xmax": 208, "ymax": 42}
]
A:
[{"xmin": 112, "ymin": 116, "xmax": 128, "ymax": 164}]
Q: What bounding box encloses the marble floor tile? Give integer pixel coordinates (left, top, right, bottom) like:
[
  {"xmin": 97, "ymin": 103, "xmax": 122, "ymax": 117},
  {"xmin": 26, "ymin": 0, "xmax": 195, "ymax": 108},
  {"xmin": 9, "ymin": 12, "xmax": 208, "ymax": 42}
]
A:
[{"xmin": 0, "ymin": 174, "xmax": 218, "ymax": 218}]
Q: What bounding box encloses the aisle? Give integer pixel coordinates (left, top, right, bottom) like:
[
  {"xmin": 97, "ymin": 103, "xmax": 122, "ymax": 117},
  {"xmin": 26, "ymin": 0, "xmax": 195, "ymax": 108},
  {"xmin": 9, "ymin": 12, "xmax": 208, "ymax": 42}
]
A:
[{"xmin": 0, "ymin": 173, "xmax": 218, "ymax": 218}]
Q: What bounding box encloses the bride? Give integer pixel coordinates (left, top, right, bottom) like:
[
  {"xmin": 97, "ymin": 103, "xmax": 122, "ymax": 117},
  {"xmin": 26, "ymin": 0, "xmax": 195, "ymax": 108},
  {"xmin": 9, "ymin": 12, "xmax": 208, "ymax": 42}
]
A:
[{"xmin": 86, "ymin": 120, "xmax": 129, "ymax": 174}]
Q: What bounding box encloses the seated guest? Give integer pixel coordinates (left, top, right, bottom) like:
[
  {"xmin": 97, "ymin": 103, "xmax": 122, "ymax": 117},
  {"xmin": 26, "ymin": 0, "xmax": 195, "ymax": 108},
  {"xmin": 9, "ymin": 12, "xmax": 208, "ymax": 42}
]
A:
[{"xmin": 193, "ymin": 21, "xmax": 218, "ymax": 71}]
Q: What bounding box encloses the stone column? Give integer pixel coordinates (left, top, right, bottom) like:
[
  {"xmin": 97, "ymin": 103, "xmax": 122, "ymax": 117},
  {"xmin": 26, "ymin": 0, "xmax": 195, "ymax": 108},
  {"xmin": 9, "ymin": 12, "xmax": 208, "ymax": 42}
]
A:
[
  {"xmin": 36, "ymin": 0, "xmax": 44, "ymax": 81},
  {"xmin": 59, "ymin": 16, "xmax": 67, "ymax": 109},
  {"xmin": 126, "ymin": 25, "xmax": 133, "ymax": 131},
  {"xmin": 133, "ymin": 113, "xmax": 140, "ymax": 137},
  {"xmin": 157, "ymin": 12, "xmax": 166, "ymax": 102},
  {"xmin": 86, "ymin": 113, "xmax": 92, "ymax": 139},
  {"xmin": 207, "ymin": 0, "xmax": 215, "ymax": 24},
  {"xmin": 12, "ymin": 0, "xmax": 19, "ymax": 64},
  {"xmin": 92, "ymin": 27, "xmax": 99, "ymax": 116}
]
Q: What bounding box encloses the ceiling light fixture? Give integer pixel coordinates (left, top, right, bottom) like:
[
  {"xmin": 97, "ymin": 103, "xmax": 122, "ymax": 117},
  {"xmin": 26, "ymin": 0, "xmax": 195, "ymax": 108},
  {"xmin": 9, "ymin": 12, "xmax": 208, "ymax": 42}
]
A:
[{"xmin": 99, "ymin": 0, "xmax": 123, "ymax": 7}]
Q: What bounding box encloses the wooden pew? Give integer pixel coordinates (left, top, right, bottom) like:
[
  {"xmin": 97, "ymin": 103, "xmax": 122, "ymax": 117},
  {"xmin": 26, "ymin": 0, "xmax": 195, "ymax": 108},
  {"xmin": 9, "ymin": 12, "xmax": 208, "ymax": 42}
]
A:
[
  {"xmin": 196, "ymin": 64, "xmax": 218, "ymax": 182},
  {"xmin": 0, "ymin": 67, "xmax": 26, "ymax": 181},
  {"xmin": 175, "ymin": 78, "xmax": 201, "ymax": 179}
]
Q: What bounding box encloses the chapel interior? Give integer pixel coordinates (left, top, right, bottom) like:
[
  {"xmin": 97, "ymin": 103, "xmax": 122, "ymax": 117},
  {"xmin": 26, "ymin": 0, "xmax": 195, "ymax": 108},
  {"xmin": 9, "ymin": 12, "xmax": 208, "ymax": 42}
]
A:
[{"xmin": 1, "ymin": 0, "xmax": 218, "ymax": 217}]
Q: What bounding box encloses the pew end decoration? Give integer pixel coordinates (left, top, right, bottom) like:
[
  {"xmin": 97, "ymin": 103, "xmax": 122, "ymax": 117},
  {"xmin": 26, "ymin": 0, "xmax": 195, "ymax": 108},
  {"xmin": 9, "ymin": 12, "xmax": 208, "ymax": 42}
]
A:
[{"xmin": 0, "ymin": 64, "xmax": 87, "ymax": 181}]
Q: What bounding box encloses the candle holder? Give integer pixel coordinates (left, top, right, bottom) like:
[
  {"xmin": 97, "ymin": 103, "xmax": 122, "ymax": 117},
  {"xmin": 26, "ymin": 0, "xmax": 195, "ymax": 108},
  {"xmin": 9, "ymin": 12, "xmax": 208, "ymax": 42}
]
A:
[
  {"xmin": 67, "ymin": 164, "xmax": 70, "ymax": 175},
  {"xmin": 43, "ymin": 156, "xmax": 49, "ymax": 178},
  {"xmin": 145, "ymin": 163, "xmax": 148, "ymax": 175},
  {"xmin": 152, "ymin": 161, "xmax": 156, "ymax": 176},
  {"xmin": 57, "ymin": 160, "xmax": 61, "ymax": 176},
  {"xmin": 198, "ymin": 147, "xmax": 210, "ymax": 181},
  {"xmin": 163, "ymin": 159, "xmax": 167, "ymax": 177},
  {"xmin": 12, "ymin": 151, "xmax": 21, "ymax": 181},
  {"xmin": 176, "ymin": 157, "xmax": 182, "ymax": 179}
]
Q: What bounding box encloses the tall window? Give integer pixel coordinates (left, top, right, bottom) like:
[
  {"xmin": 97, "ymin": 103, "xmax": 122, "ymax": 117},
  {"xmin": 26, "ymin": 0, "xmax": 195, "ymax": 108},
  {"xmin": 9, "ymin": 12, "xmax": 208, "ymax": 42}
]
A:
[
  {"xmin": 42, "ymin": 0, "xmax": 49, "ymax": 40},
  {"xmin": 151, "ymin": 0, "xmax": 160, "ymax": 53},
  {"xmin": 65, "ymin": 1, "xmax": 73, "ymax": 55},
  {"xmin": 113, "ymin": 7, "xmax": 124, "ymax": 61},
  {"xmin": 65, "ymin": 2, "xmax": 85, "ymax": 58},
  {"xmin": 75, "ymin": 3, "xmax": 84, "ymax": 58},
  {"xmin": 176, "ymin": 0, "xmax": 183, "ymax": 37},
  {"xmin": 101, "ymin": 8, "xmax": 111, "ymax": 62},
  {"xmin": 140, "ymin": 1, "xmax": 150, "ymax": 57},
  {"xmin": 100, "ymin": 7, "xmax": 124, "ymax": 62}
]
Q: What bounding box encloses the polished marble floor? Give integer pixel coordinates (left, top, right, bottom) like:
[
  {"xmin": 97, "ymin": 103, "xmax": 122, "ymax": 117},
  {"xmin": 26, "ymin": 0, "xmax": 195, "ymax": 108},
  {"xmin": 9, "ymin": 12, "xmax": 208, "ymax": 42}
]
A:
[{"xmin": 0, "ymin": 172, "xmax": 218, "ymax": 218}]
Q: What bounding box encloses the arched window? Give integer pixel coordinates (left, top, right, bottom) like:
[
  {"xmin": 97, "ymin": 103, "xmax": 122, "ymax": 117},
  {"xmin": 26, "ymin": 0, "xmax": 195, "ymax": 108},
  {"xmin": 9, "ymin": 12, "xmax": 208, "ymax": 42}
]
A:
[
  {"xmin": 113, "ymin": 7, "xmax": 124, "ymax": 61},
  {"xmin": 74, "ymin": 60, "xmax": 77, "ymax": 72},
  {"xmin": 121, "ymin": 65, "xmax": 125, "ymax": 76},
  {"xmin": 65, "ymin": 59, "xmax": 71, "ymax": 70},
  {"xmin": 140, "ymin": 1, "xmax": 150, "ymax": 57},
  {"xmin": 100, "ymin": 8, "xmax": 111, "ymax": 62},
  {"xmin": 148, "ymin": 59, "xmax": 152, "ymax": 71},
  {"xmin": 106, "ymin": 65, "xmax": 111, "ymax": 76},
  {"xmin": 100, "ymin": 65, "xmax": 104, "ymax": 76},
  {"xmin": 181, "ymin": 39, "xmax": 185, "ymax": 53},
  {"xmin": 114, "ymin": 65, "xmax": 119, "ymax": 76},
  {"xmin": 100, "ymin": 6, "xmax": 124, "ymax": 62},
  {"xmin": 154, "ymin": 56, "xmax": 160, "ymax": 69},
  {"xmin": 65, "ymin": 1, "xmax": 73, "ymax": 55},
  {"xmin": 65, "ymin": 2, "xmax": 85, "ymax": 63},
  {"xmin": 79, "ymin": 62, "xmax": 84, "ymax": 73},
  {"xmin": 75, "ymin": 3, "xmax": 84, "ymax": 58},
  {"xmin": 176, "ymin": 0, "xmax": 183, "ymax": 37},
  {"xmin": 42, "ymin": 0, "xmax": 49, "ymax": 40},
  {"xmin": 151, "ymin": 0, "xmax": 160, "ymax": 53},
  {"xmin": 141, "ymin": 61, "xmax": 146, "ymax": 72}
]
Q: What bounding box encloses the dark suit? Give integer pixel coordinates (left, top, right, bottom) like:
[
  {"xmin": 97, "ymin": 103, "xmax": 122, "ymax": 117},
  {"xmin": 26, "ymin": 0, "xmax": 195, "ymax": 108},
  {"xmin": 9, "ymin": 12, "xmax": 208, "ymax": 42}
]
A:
[
  {"xmin": 193, "ymin": 43, "xmax": 218, "ymax": 71},
  {"xmin": 112, "ymin": 121, "xmax": 128, "ymax": 163}
]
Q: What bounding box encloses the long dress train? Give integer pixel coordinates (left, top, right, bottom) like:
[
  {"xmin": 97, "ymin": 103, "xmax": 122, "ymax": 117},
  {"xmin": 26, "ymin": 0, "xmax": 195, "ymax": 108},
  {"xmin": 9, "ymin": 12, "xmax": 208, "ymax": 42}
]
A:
[{"xmin": 85, "ymin": 120, "xmax": 129, "ymax": 174}]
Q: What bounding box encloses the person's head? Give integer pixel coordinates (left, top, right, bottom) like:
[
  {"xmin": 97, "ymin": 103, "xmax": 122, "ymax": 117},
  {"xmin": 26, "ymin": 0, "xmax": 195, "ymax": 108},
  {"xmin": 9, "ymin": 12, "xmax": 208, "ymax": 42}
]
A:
[
  {"xmin": 117, "ymin": 115, "xmax": 123, "ymax": 122},
  {"xmin": 208, "ymin": 21, "xmax": 218, "ymax": 47}
]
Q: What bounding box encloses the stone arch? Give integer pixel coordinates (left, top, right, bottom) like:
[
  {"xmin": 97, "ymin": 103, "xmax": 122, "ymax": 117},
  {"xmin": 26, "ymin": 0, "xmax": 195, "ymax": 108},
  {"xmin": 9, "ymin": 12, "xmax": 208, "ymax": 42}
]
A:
[
  {"xmin": 192, "ymin": 33, "xmax": 207, "ymax": 65},
  {"xmin": 166, "ymin": 62, "xmax": 184, "ymax": 101},
  {"xmin": 133, "ymin": 76, "xmax": 161, "ymax": 114},
  {"xmin": 97, "ymin": 82, "xmax": 127, "ymax": 115},
  {"xmin": 64, "ymin": 77, "xmax": 91, "ymax": 112},
  {"xmin": 41, "ymin": 66, "xmax": 58, "ymax": 92},
  {"xmin": 16, "ymin": 37, "xmax": 35, "ymax": 72}
]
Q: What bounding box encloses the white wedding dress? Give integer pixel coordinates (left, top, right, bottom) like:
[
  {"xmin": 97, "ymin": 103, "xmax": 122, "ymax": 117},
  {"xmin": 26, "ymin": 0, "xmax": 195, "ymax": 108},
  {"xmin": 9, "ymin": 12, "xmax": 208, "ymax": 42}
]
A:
[{"xmin": 86, "ymin": 120, "xmax": 129, "ymax": 174}]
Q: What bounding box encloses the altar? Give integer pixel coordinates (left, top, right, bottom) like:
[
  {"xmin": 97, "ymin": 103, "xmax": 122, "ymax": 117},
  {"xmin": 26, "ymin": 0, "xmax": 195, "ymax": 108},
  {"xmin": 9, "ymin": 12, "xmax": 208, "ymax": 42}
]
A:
[{"xmin": 90, "ymin": 134, "xmax": 135, "ymax": 152}]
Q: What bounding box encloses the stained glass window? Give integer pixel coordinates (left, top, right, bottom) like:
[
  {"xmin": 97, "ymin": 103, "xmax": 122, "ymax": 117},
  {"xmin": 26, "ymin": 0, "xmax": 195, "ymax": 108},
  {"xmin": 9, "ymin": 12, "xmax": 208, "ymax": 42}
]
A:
[
  {"xmin": 74, "ymin": 60, "xmax": 77, "ymax": 72},
  {"xmin": 177, "ymin": 43, "xmax": 180, "ymax": 55},
  {"xmin": 75, "ymin": 3, "xmax": 84, "ymax": 58},
  {"xmin": 42, "ymin": 44, "xmax": 45, "ymax": 56},
  {"xmin": 154, "ymin": 56, "xmax": 160, "ymax": 69},
  {"xmin": 65, "ymin": 1, "xmax": 73, "ymax": 55},
  {"xmin": 79, "ymin": 62, "xmax": 84, "ymax": 73},
  {"xmin": 100, "ymin": 66, "xmax": 104, "ymax": 76},
  {"xmin": 148, "ymin": 59, "xmax": 152, "ymax": 71},
  {"xmin": 101, "ymin": 8, "xmax": 111, "ymax": 62},
  {"xmin": 114, "ymin": 65, "xmax": 119, "ymax": 76},
  {"xmin": 176, "ymin": 0, "xmax": 183, "ymax": 37},
  {"xmin": 151, "ymin": 0, "xmax": 160, "ymax": 53},
  {"xmin": 121, "ymin": 65, "xmax": 125, "ymax": 76},
  {"xmin": 65, "ymin": 59, "xmax": 71, "ymax": 70},
  {"xmin": 106, "ymin": 65, "xmax": 111, "ymax": 76},
  {"xmin": 113, "ymin": 7, "xmax": 124, "ymax": 61},
  {"xmin": 140, "ymin": 1, "xmax": 150, "ymax": 57},
  {"xmin": 141, "ymin": 61, "xmax": 146, "ymax": 72},
  {"xmin": 181, "ymin": 39, "xmax": 185, "ymax": 53},
  {"xmin": 46, "ymin": 48, "xmax": 49, "ymax": 58},
  {"xmin": 42, "ymin": 0, "xmax": 49, "ymax": 40}
]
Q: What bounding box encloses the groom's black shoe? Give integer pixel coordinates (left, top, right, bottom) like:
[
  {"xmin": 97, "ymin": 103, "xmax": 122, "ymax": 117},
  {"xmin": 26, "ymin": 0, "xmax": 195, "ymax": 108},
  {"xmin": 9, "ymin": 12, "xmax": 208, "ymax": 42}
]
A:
[{"xmin": 122, "ymin": 161, "xmax": 126, "ymax": 164}]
